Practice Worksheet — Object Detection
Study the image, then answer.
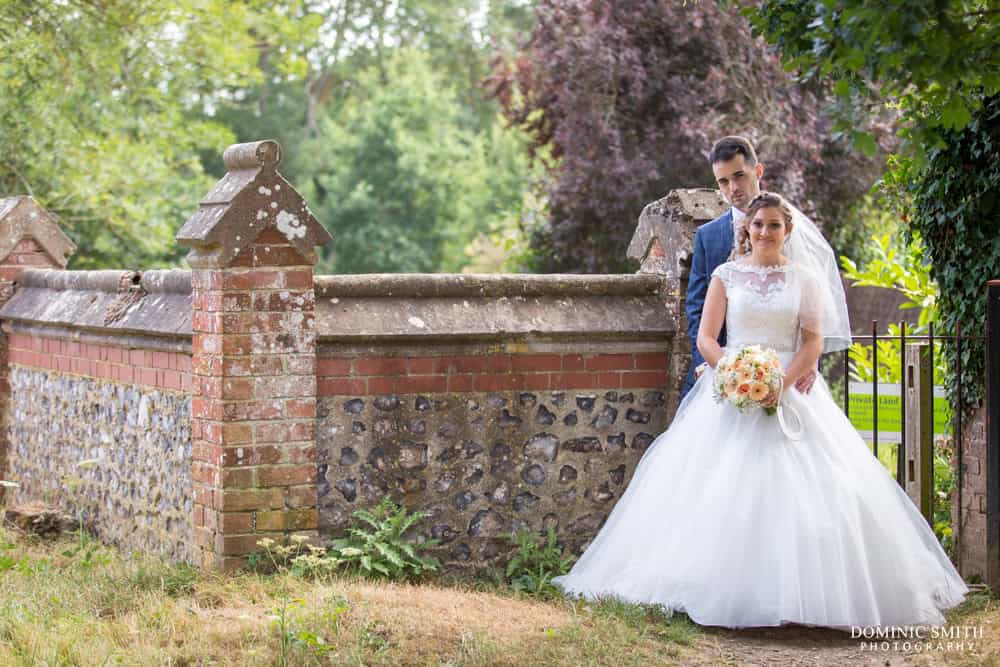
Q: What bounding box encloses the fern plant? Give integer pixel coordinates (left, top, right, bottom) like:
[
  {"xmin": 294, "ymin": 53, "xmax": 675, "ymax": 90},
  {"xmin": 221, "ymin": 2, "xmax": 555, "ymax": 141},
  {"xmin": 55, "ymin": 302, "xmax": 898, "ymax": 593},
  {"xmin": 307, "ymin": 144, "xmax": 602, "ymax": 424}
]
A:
[
  {"xmin": 329, "ymin": 497, "xmax": 440, "ymax": 581},
  {"xmin": 505, "ymin": 527, "xmax": 575, "ymax": 598}
]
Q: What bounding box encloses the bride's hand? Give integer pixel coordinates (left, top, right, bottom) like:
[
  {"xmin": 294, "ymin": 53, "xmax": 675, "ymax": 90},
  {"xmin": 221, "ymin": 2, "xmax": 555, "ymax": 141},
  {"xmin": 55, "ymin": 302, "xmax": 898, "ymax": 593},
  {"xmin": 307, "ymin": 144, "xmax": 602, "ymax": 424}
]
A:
[
  {"xmin": 762, "ymin": 390, "xmax": 780, "ymax": 409},
  {"xmin": 794, "ymin": 368, "xmax": 817, "ymax": 394}
]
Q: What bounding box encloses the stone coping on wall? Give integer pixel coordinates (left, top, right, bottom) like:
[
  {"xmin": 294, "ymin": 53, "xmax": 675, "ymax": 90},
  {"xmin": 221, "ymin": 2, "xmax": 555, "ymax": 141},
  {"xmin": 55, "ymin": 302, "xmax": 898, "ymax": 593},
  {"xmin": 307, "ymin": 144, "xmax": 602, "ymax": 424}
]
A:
[
  {"xmin": 0, "ymin": 268, "xmax": 192, "ymax": 344},
  {"xmin": 313, "ymin": 273, "xmax": 672, "ymax": 343},
  {"xmin": 0, "ymin": 270, "xmax": 673, "ymax": 346},
  {"xmin": 314, "ymin": 273, "xmax": 665, "ymax": 297}
]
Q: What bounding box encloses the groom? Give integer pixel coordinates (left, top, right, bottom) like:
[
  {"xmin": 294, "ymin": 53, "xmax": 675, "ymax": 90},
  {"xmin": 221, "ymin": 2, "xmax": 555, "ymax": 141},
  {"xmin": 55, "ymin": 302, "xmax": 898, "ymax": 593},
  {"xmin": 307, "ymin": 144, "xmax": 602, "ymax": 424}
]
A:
[{"xmin": 680, "ymin": 136, "xmax": 816, "ymax": 401}]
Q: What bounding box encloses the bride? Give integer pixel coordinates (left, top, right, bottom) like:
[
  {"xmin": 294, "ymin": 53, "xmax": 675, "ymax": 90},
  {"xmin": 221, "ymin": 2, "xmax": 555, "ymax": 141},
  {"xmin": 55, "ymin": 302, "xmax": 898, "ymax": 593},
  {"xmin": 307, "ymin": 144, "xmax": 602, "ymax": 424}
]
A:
[{"xmin": 552, "ymin": 191, "xmax": 968, "ymax": 629}]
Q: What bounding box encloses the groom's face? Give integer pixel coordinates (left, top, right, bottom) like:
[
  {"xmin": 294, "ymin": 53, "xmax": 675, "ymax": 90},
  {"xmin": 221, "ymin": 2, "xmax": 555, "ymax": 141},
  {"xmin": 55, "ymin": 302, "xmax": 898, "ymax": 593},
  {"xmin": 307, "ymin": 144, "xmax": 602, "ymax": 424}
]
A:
[{"xmin": 711, "ymin": 154, "xmax": 763, "ymax": 212}]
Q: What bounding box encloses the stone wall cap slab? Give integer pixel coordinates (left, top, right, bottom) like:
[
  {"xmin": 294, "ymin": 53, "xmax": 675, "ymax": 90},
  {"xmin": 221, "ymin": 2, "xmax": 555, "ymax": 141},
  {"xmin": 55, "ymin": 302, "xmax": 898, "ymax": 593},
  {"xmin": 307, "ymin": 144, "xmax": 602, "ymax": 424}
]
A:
[
  {"xmin": 223, "ymin": 140, "xmax": 282, "ymax": 171},
  {"xmin": 315, "ymin": 293, "xmax": 673, "ymax": 342},
  {"xmin": 0, "ymin": 196, "xmax": 77, "ymax": 267},
  {"xmin": 0, "ymin": 269, "xmax": 191, "ymax": 338},
  {"xmin": 141, "ymin": 269, "xmax": 192, "ymax": 295},
  {"xmin": 314, "ymin": 273, "xmax": 664, "ymax": 298},
  {"xmin": 19, "ymin": 269, "xmax": 136, "ymax": 292}
]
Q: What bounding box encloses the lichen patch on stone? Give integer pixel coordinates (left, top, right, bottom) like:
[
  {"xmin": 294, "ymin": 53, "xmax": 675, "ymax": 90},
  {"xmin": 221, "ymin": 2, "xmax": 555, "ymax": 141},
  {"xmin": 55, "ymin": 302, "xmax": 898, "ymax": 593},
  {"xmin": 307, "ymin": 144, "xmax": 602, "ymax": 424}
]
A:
[{"xmin": 275, "ymin": 210, "xmax": 307, "ymax": 241}]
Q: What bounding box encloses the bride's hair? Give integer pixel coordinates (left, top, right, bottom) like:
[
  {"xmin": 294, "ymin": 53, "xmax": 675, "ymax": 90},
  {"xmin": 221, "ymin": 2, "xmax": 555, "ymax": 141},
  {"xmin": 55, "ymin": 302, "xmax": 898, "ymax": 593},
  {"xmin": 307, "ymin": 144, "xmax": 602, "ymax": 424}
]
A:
[{"xmin": 731, "ymin": 191, "xmax": 794, "ymax": 258}]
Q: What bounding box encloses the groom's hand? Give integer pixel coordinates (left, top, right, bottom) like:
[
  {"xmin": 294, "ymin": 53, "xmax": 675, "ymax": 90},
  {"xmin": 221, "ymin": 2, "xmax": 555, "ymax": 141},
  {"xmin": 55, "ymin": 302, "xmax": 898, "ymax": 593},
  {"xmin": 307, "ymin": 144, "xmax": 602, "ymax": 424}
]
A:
[{"xmin": 795, "ymin": 369, "xmax": 817, "ymax": 394}]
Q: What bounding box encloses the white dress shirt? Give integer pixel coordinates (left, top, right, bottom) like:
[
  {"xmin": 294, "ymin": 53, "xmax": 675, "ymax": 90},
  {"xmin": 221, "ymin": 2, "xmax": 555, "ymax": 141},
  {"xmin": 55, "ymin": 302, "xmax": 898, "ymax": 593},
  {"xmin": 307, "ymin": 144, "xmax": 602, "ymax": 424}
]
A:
[{"xmin": 731, "ymin": 206, "xmax": 746, "ymax": 233}]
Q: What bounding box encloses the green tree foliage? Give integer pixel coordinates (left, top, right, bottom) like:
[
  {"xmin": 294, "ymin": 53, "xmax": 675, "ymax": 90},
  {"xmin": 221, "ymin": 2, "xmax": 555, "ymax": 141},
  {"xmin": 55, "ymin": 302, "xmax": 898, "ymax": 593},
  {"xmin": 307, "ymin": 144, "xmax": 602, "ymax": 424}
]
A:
[
  {"xmin": 906, "ymin": 96, "xmax": 1000, "ymax": 408},
  {"xmin": 214, "ymin": 0, "xmax": 540, "ymax": 274},
  {"xmin": 841, "ymin": 232, "xmax": 938, "ymax": 331},
  {"xmin": 294, "ymin": 50, "xmax": 538, "ymax": 273},
  {"xmin": 749, "ymin": 2, "xmax": 1000, "ymax": 407},
  {"xmin": 749, "ymin": 0, "xmax": 1000, "ymax": 156},
  {"xmin": 0, "ymin": 0, "xmax": 317, "ymax": 269},
  {"xmin": 2, "ymin": 0, "xmax": 539, "ymax": 272},
  {"xmin": 489, "ymin": 1, "xmax": 887, "ymax": 272}
]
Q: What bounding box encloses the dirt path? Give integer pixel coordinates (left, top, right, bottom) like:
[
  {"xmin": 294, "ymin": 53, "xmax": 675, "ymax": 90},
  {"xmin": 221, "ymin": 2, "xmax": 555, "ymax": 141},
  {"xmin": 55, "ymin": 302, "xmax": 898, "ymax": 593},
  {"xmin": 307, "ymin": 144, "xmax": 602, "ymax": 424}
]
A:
[{"xmin": 683, "ymin": 624, "xmax": 989, "ymax": 666}]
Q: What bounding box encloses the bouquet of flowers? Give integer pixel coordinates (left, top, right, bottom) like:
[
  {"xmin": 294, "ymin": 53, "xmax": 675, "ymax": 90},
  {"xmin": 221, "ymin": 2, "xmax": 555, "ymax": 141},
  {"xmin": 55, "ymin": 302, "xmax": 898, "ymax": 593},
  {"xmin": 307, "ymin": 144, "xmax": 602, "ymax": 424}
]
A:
[{"xmin": 712, "ymin": 345, "xmax": 784, "ymax": 416}]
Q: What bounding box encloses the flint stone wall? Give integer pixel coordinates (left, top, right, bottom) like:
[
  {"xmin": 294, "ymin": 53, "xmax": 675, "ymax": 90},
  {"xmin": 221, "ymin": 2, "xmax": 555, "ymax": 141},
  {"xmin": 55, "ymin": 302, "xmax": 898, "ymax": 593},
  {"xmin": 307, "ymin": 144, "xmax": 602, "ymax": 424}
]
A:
[
  {"xmin": 312, "ymin": 272, "xmax": 675, "ymax": 563},
  {"xmin": 8, "ymin": 367, "xmax": 193, "ymax": 561},
  {"xmin": 319, "ymin": 386, "xmax": 667, "ymax": 562}
]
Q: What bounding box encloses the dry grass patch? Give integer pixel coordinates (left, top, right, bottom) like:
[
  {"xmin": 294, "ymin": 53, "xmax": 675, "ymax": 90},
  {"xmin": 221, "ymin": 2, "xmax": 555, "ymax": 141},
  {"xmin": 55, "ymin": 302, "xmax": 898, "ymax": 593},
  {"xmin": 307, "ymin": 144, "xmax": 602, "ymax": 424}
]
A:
[
  {"xmin": 0, "ymin": 526, "xmax": 703, "ymax": 666},
  {"xmin": 318, "ymin": 577, "xmax": 572, "ymax": 658}
]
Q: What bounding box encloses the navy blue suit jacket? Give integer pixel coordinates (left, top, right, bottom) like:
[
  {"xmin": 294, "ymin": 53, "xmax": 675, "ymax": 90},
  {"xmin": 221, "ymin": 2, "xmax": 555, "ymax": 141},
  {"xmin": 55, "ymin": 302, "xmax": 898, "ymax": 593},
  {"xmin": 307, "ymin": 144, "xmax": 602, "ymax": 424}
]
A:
[{"xmin": 681, "ymin": 210, "xmax": 735, "ymax": 400}]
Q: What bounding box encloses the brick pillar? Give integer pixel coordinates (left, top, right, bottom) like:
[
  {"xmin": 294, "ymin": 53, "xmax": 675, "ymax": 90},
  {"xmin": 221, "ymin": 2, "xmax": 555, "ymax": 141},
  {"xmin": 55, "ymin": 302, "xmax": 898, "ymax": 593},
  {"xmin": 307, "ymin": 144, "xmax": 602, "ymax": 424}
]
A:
[
  {"xmin": 957, "ymin": 404, "xmax": 990, "ymax": 581},
  {"xmin": 628, "ymin": 189, "xmax": 726, "ymax": 414},
  {"xmin": 0, "ymin": 196, "xmax": 76, "ymax": 501},
  {"xmin": 177, "ymin": 140, "xmax": 331, "ymax": 569},
  {"xmin": 956, "ymin": 280, "xmax": 1000, "ymax": 585}
]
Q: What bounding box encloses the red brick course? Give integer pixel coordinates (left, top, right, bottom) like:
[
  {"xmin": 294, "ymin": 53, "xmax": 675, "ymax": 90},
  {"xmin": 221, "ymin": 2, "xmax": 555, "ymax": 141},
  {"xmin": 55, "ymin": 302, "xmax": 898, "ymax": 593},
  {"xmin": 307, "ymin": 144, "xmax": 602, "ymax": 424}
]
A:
[
  {"xmin": 5, "ymin": 333, "xmax": 192, "ymax": 392},
  {"xmin": 316, "ymin": 352, "xmax": 669, "ymax": 397}
]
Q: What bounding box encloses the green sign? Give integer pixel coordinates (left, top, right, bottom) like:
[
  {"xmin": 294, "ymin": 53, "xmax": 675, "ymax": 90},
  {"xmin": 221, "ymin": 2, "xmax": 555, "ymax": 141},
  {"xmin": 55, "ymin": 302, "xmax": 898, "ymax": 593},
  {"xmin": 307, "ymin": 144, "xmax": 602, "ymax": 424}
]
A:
[{"xmin": 847, "ymin": 383, "xmax": 951, "ymax": 443}]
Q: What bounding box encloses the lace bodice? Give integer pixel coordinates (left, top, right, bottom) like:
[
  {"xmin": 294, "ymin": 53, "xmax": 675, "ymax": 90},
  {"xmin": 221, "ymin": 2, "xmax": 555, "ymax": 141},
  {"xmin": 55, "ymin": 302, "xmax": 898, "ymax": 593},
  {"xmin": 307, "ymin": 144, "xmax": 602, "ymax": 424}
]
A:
[{"xmin": 711, "ymin": 261, "xmax": 821, "ymax": 353}]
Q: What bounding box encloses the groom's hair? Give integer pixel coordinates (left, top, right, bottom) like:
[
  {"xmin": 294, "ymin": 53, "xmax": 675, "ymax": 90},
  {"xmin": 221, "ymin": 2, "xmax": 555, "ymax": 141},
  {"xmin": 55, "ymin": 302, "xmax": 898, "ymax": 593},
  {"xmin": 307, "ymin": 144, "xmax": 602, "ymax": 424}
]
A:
[{"xmin": 709, "ymin": 136, "xmax": 758, "ymax": 166}]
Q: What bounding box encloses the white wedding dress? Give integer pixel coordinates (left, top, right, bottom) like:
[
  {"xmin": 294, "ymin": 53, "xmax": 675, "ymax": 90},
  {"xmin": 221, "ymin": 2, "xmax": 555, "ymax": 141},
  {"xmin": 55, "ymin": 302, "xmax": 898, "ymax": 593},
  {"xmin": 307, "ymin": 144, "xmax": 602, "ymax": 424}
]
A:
[{"xmin": 552, "ymin": 261, "xmax": 968, "ymax": 629}]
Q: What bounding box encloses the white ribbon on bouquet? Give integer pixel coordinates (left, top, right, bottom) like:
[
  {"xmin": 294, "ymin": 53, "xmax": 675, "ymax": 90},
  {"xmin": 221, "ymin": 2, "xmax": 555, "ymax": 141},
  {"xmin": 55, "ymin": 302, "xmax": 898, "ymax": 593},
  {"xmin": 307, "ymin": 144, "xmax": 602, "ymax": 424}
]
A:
[{"xmin": 775, "ymin": 377, "xmax": 803, "ymax": 442}]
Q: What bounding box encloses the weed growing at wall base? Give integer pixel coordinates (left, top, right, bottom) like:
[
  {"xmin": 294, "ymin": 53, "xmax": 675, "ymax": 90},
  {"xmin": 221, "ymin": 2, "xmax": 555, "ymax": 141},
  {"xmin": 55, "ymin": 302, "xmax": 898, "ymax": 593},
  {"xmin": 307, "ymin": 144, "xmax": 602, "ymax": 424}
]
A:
[
  {"xmin": 505, "ymin": 527, "xmax": 576, "ymax": 599},
  {"xmin": 327, "ymin": 497, "xmax": 441, "ymax": 580},
  {"xmin": 250, "ymin": 497, "xmax": 441, "ymax": 582}
]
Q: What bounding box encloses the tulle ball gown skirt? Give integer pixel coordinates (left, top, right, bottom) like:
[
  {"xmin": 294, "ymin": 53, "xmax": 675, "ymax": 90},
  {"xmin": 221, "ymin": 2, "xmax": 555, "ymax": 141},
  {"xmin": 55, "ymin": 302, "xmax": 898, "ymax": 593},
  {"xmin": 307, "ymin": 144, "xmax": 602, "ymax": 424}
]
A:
[{"xmin": 552, "ymin": 361, "xmax": 968, "ymax": 630}]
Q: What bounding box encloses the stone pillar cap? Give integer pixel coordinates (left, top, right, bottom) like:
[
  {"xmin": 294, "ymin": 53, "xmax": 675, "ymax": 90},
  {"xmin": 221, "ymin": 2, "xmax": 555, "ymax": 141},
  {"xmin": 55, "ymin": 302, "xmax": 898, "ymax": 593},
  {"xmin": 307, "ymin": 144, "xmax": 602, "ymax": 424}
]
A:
[
  {"xmin": 176, "ymin": 140, "xmax": 332, "ymax": 269},
  {"xmin": 627, "ymin": 188, "xmax": 726, "ymax": 278},
  {"xmin": 0, "ymin": 196, "xmax": 76, "ymax": 268}
]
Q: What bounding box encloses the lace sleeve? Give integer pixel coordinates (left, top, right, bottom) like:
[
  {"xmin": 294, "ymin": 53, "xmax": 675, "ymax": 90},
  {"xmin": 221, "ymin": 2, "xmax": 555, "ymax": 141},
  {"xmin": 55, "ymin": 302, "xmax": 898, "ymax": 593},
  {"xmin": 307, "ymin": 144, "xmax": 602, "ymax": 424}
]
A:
[
  {"xmin": 798, "ymin": 266, "xmax": 826, "ymax": 338},
  {"xmin": 710, "ymin": 262, "xmax": 734, "ymax": 291}
]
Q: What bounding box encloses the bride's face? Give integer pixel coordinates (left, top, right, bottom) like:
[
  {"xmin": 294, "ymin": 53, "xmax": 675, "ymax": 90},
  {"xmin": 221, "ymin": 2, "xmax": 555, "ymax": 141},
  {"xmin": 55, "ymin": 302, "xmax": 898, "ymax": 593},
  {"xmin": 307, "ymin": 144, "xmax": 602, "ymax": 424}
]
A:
[{"xmin": 747, "ymin": 207, "xmax": 790, "ymax": 255}]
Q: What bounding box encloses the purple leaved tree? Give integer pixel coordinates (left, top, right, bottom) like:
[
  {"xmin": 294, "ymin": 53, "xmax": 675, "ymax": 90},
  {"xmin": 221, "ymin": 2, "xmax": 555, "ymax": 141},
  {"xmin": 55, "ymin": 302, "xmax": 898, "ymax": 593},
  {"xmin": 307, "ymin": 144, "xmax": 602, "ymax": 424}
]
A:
[{"xmin": 487, "ymin": 1, "xmax": 892, "ymax": 272}]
